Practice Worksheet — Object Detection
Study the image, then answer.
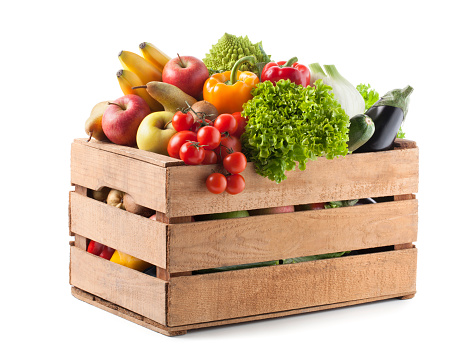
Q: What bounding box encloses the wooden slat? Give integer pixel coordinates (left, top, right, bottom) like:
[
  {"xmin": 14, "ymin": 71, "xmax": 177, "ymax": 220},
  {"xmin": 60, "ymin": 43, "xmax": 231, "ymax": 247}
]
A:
[
  {"xmin": 167, "ymin": 248, "xmax": 417, "ymax": 326},
  {"xmin": 393, "ymin": 194, "xmax": 417, "ymax": 250},
  {"xmin": 69, "ymin": 192, "xmax": 167, "ymax": 268},
  {"xmin": 167, "ymin": 199, "xmax": 418, "ymax": 273},
  {"xmin": 71, "ymin": 141, "xmax": 167, "ymax": 212},
  {"xmin": 72, "ymin": 185, "xmax": 88, "ymax": 249},
  {"xmin": 71, "ymin": 287, "xmax": 187, "ymax": 336},
  {"xmin": 74, "ymin": 138, "xmax": 185, "ymax": 167},
  {"xmin": 70, "ymin": 246, "xmax": 167, "ymax": 325},
  {"xmin": 73, "ymin": 286, "xmax": 414, "ymax": 336},
  {"xmin": 165, "ymin": 145, "xmax": 419, "ymax": 217}
]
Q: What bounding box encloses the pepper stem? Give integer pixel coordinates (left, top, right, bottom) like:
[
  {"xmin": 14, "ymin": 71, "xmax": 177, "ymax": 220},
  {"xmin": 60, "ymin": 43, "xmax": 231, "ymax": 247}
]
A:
[
  {"xmin": 283, "ymin": 57, "xmax": 298, "ymax": 67},
  {"xmin": 229, "ymin": 55, "xmax": 257, "ymax": 84}
]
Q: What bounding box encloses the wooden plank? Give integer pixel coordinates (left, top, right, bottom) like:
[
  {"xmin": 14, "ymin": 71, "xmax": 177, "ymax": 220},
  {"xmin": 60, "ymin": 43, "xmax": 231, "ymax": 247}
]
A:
[
  {"xmin": 71, "ymin": 141, "xmax": 167, "ymax": 213},
  {"xmin": 394, "ymin": 194, "xmax": 417, "ymax": 250},
  {"xmin": 70, "ymin": 246, "xmax": 167, "ymax": 325},
  {"xmin": 69, "ymin": 192, "xmax": 167, "ymax": 268},
  {"xmin": 74, "ymin": 138, "xmax": 185, "ymax": 167},
  {"xmin": 167, "ymin": 199, "xmax": 418, "ymax": 273},
  {"xmin": 72, "ymin": 185, "xmax": 89, "ymax": 249},
  {"xmin": 167, "ymin": 248, "xmax": 417, "ymax": 326},
  {"xmin": 165, "ymin": 145, "xmax": 419, "ymax": 217},
  {"xmin": 72, "ymin": 286, "xmax": 414, "ymax": 335},
  {"xmin": 71, "ymin": 287, "xmax": 186, "ymax": 336}
]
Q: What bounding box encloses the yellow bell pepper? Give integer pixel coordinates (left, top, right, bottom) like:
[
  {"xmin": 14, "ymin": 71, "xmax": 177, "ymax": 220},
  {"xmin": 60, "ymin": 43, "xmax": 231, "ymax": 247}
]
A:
[
  {"xmin": 203, "ymin": 56, "xmax": 259, "ymax": 115},
  {"xmin": 109, "ymin": 250, "xmax": 153, "ymax": 271}
]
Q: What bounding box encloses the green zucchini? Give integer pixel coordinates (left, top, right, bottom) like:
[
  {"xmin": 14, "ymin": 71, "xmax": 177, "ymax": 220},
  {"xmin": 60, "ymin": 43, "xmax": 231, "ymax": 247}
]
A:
[{"xmin": 347, "ymin": 114, "xmax": 375, "ymax": 152}]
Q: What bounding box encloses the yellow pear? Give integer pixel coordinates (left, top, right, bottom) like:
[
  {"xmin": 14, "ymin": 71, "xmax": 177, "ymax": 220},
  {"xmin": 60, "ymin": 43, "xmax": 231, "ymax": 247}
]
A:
[
  {"xmin": 142, "ymin": 82, "xmax": 197, "ymax": 113},
  {"xmin": 84, "ymin": 101, "xmax": 112, "ymax": 141}
]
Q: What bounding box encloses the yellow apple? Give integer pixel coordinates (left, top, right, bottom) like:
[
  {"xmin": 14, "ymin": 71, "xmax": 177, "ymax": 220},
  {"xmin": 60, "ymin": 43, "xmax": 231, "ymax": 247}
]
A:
[{"xmin": 136, "ymin": 111, "xmax": 176, "ymax": 155}]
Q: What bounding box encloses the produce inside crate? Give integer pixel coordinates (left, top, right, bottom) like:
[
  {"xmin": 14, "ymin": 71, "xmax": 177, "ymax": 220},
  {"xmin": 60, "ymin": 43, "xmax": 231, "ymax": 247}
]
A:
[{"xmin": 69, "ymin": 138, "xmax": 418, "ymax": 336}]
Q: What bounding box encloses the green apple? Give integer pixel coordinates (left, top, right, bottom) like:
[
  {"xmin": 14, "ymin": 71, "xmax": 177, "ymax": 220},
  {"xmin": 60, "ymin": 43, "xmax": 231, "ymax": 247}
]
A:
[{"xmin": 136, "ymin": 111, "xmax": 176, "ymax": 155}]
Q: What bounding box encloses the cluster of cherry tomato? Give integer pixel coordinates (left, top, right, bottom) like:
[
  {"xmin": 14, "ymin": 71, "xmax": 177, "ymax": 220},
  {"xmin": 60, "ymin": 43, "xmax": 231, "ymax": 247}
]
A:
[{"xmin": 166, "ymin": 108, "xmax": 248, "ymax": 195}]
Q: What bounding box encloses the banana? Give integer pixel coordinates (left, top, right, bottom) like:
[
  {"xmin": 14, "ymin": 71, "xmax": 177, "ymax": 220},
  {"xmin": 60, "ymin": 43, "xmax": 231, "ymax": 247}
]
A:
[
  {"xmin": 118, "ymin": 50, "xmax": 162, "ymax": 84},
  {"xmin": 116, "ymin": 69, "xmax": 163, "ymax": 112},
  {"xmin": 85, "ymin": 100, "xmax": 111, "ymax": 141},
  {"xmin": 139, "ymin": 42, "xmax": 171, "ymax": 72}
]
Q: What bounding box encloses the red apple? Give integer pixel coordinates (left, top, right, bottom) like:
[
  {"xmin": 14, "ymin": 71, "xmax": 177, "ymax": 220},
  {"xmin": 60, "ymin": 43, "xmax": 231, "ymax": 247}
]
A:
[
  {"xmin": 162, "ymin": 55, "xmax": 209, "ymax": 99},
  {"xmin": 248, "ymin": 205, "xmax": 295, "ymax": 216},
  {"xmin": 102, "ymin": 94, "xmax": 150, "ymax": 146}
]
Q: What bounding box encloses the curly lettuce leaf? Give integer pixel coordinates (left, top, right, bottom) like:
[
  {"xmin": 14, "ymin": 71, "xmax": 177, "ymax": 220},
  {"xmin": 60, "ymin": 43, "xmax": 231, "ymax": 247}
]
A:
[
  {"xmin": 242, "ymin": 79, "xmax": 350, "ymax": 183},
  {"xmin": 356, "ymin": 83, "xmax": 380, "ymax": 111}
]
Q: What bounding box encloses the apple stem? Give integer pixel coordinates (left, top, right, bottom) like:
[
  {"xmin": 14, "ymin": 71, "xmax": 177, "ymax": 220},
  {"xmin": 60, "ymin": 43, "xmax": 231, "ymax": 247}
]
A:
[
  {"xmin": 177, "ymin": 53, "xmax": 186, "ymax": 68},
  {"xmin": 164, "ymin": 120, "xmax": 173, "ymax": 128},
  {"xmin": 87, "ymin": 131, "xmax": 93, "ymax": 142},
  {"xmin": 108, "ymin": 101, "xmax": 126, "ymax": 110}
]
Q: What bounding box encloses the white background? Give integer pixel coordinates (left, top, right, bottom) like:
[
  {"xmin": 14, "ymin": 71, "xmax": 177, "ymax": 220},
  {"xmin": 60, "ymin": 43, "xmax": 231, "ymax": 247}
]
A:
[{"xmin": 2, "ymin": 0, "xmax": 474, "ymax": 361}]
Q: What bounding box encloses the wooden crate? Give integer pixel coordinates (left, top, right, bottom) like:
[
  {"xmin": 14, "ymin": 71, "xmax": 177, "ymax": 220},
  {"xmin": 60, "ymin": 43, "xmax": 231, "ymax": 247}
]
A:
[{"xmin": 69, "ymin": 138, "xmax": 419, "ymax": 336}]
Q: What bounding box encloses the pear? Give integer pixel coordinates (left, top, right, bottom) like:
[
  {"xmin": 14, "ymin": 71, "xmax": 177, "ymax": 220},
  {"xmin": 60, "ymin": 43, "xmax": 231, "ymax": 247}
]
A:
[
  {"xmin": 142, "ymin": 81, "xmax": 197, "ymax": 113},
  {"xmin": 85, "ymin": 101, "xmax": 111, "ymax": 141}
]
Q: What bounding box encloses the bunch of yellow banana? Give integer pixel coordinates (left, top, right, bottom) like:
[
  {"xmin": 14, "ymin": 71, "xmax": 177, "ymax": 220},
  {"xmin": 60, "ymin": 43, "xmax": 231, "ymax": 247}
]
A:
[{"xmin": 116, "ymin": 43, "xmax": 171, "ymax": 111}]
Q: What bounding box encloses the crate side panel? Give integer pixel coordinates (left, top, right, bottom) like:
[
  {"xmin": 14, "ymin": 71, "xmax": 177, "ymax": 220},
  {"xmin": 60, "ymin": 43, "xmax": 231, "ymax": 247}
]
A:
[
  {"xmin": 70, "ymin": 246, "xmax": 167, "ymax": 325},
  {"xmin": 74, "ymin": 138, "xmax": 185, "ymax": 167},
  {"xmin": 168, "ymin": 199, "xmax": 418, "ymax": 272},
  {"xmin": 166, "ymin": 147, "xmax": 419, "ymax": 217},
  {"xmin": 70, "ymin": 192, "xmax": 167, "ymax": 268},
  {"xmin": 167, "ymin": 248, "xmax": 417, "ymax": 326},
  {"xmin": 71, "ymin": 141, "xmax": 167, "ymax": 213}
]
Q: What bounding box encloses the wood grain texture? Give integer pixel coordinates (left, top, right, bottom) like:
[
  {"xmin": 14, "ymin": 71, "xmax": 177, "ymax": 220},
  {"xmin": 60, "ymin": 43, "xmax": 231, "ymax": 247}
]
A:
[
  {"xmin": 70, "ymin": 246, "xmax": 167, "ymax": 325},
  {"xmin": 71, "ymin": 141, "xmax": 167, "ymax": 212},
  {"xmin": 167, "ymin": 248, "xmax": 417, "ymax": 326},
  {"xmin": 167, "ymin": 199, "xmax": 418, "ymax": 272},
  {"xmin": 74, "ymin": 138, "xmax": 184, "ymax": 167},
  {"xmin": 71, "ymin": 287, "xmax": 186, "ymax": 336},
  {"xmin": 72, "ymin": 286, "xmax": 414, "ymax": 336},
  {"xmin": 69, "ymin": 192, "xmax": 167, "ymax": 268},
  {"xmin": 165, "ymin": 145, "xmax": 419, "ymax": 217}
]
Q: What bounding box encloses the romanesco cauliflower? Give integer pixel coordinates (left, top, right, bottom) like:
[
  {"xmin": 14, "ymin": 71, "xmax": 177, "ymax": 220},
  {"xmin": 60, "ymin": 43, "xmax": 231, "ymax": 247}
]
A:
[{"xmin": 203, "ymin": 33, "xmax": 270, "ymax": 75}]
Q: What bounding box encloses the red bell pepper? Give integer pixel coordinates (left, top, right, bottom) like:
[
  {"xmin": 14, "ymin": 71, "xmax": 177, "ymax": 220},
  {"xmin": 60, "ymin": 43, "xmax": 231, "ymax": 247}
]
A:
[
  {"xmin": 261, "ymin": 57, "xmax": 310, "ymax": 87},
  {"xmin": 87, "ymin": 240, "xmax": 115, "ymax": 260}
]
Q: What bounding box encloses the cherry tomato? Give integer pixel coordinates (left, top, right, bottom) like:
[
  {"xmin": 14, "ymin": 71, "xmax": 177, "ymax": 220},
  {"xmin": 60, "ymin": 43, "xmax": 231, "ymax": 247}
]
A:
[
  {"xmin": 231, "ymin": 112, "xmax": 248, "ymax": 137},
  {"xmin": 201, "ymin": 149, "xmax": 218, "ymax": 165},
  {"xmin": 167, "ymin": 130, "xmax": 197, "ymax": 159},
  {"xmin": 214, "ymin": 135, "xmax": 242, "ymax": 162},
  {"xmin": 197, "ymin": 126, "xmax": 221, "ymax": 150},
  {"xmin": 214, "ymin": 113, "xmax": 238, "ymax": 134},
  {"xmin": 226, "ymin": 174, "xmax": 245, "ymax": 195},
  {"xmin": 179, "ymin": 141, "xmax": 205, "ymax": 165},
  {"xmin": 172, "ymin": 110, "xmax": 194, "ymax": 132},
  {"xmin": 223, "ymin": 152, "xmax": 247, "ymax": 174},
  {"xmin": 190, "ymin": 119, "xmax": 213, "ymax": 133},
  {"xmin": 206, "ymin": 173, "xmax": 227, "ymax": 194}
]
